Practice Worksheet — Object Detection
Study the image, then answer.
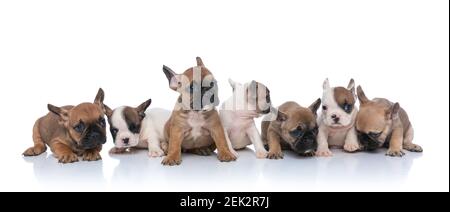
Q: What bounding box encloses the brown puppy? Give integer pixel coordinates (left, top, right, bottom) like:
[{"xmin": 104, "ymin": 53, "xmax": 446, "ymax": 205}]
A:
[
  {"xmin": 261, "ymin": 100, "xmax": 321, "ymax": 159},
  {"xmin": 356, "ymin": 86, "xmax": 422, "ymax": 156},
  {"xmin": 161, "ymin": 57, "xmax": 237, "ymax": 166},
  {"xmin": 23, "ymin": 88, "xmax": 107, "ymax": 163}
]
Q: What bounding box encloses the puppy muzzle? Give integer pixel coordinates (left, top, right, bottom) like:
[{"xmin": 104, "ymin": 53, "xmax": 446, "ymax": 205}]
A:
[
  {"xmin": 293, "ymin": 133, "xmax": 317, "ymax": 156},
  {"xmin": 81, "ymin": 131, "xmax": 106, "ymax": 150},
  {"xmin": 358, "ymin": 134, "xmax": 382, "ymax": 151}
]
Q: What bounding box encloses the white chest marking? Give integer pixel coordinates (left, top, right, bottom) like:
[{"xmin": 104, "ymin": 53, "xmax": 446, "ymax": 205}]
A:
[{"xmin": 187, "ymin": 112, "xmax": 207, "ymax": 139}]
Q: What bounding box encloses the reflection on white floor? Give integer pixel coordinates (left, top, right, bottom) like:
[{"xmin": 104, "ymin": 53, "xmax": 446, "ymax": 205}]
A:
[{"xmin": 20, "ymin": 147, "xmax": 424, "ymax": 191}]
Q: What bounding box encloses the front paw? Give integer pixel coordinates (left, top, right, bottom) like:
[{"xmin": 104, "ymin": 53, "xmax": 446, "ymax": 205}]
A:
[
  {"xmin": 109, "ymin": 147, "xmax": 126, "ymax": 154},
  {"xmin": 386, "ymin": 148, "xmax": 405, "ymax": 157},
  {"xmin": 403, "ymin": 144, "xmax": 423, "ymax": 152},
  {"xmin": 148, "ymin": 148, "xmax": 165, "ymax": 157},
  {"xmin": 57, "ymin": 152, "xmax": 79, "ymax": 163},
  {"xmin": 218, "ymin": 151, "xmax": 237, "ymax": 162},
  {"xmin": 255, "ymin": 150, "xmax": 268, "ymax": 159},
  {"xmin": 267, "ymin": 151, "xmax": 284, "ymax": 159},
  {"xmin": 230, "ymin": 149, "xmax": 239, "ymax": 158},
  {"xmin": 344, "ymin": 142, "xmax": 360, "ymax": 153},
  {"xmin": 82, "ymin": 150, "xmax": 102, "ymax": 161},
  {"xmin": 315, "ymin": 148, "xmax": 333, "ymax": 157},
  {"xmin": 161, "ymin": 156, "xmax": 182, "ymax": 166}
]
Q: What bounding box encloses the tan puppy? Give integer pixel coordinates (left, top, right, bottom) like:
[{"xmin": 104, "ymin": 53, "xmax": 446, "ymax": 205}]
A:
[
  {"xmin": 161, "ymin": 57, "xmax": 237, "ymax": 166},
  {"xmin": 23, "ymin": 88, "xmax": 107, "ymax": 163},
  {"xmin": 261, "ymin": 100, "xmax": 321, "ymax": 159},
  {"xmin": 356, "ymin": 86, "xmax": 422, "ymax": 156}
]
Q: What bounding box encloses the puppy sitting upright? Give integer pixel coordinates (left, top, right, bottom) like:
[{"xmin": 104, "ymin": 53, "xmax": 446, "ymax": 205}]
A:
[
  {"xmin": 316, "ymin": 79, "xmax": 360, "ymax": 156},
  {"xmin": 356, "ymin": 85, "xmax": 422, "ymax": 156},
  {"xmin": 161, "ymin": 57, "xmax": 237, "ymax": 166},
  {"xmin": 23, "ymin": 88, "xmax": 107, "ymax": 163},
  {"xmin": 261, "ymin": 100, "xmax": 322, "ymax": 159},
  {"xmin": 220, "ymin": 79, "xmax": 273, "ymax": 158},
  {"xmin": 104, "ymin": 100, "xmax": 170, "ymax": 157}
]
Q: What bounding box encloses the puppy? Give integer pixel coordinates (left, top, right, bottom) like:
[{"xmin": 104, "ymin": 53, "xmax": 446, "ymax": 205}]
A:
[
  {"xmin": 356, "ymin": 85, "xmax": 422, "ymax": 156},
  {"xmin": 316, "ymin": 79, "xmax": 360, "ymax": 156},
  {"xmin": 23, "ymin": 88, "xmax": 107, "ymax": 163},
  {"xmin": 220, "ymin": 79, "xmax": 273, "ymax": 158},
  {"xmin": 104, "ymin": 99, "xmax": 170, "ymax": 157},
  {"xmin": 161, "ymin": 57, "xmax": 237, "ymax": 166},
  {"xmin": 261, "ymin": 100, "xmax": 321, "ymax": 159}
]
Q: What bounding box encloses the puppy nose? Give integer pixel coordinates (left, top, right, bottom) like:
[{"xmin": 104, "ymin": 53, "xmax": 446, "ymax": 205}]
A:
[
  {"xmin": 123, "ymin": 138, "xmax": 130, "ymax": 144},
  {"xmin": 331, "ymin": 114, "xmax": 337, "ymax": 119}
]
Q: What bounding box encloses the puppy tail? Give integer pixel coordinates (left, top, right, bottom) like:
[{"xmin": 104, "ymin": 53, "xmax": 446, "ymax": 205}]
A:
[{"xmin": 23, "ymin": 120, "xmax": 47, "ymax": 156}]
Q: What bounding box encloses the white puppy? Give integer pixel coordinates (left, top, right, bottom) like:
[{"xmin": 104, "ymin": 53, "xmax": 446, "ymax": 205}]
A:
[
  {"xmin": 105, "ymin": 100, "xmax": 170, "ymax": 157},
  {"xmin": 220, "ymin": 79, "xmax": 273, "ymax": 158},
  {"xmin": 316, "ymin": 79, "xmax": 360, "ymax": 156}
]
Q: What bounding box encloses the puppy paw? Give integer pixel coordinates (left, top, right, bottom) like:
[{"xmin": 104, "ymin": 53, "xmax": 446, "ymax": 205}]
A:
[
  {"xmin": 255, "ymin": 150, "xmax": 268, "ymax": 159},
  {"xmin": 109, "ymin": 147, "xmax": 126, "ymax": 154},
  {"xmin": 148, "ymin": 149, "xmax": 165, "ymax": 157},
  {"xmin": 161, "ymin": 156, "xmax": 182, "ymax": 166},
  {"xmin": 57, "ymin": 153, "xmax": 79, "ymax": 164},
  {"xmin": 218, "ymin": 151, "xmax": 237, "ymax": 162},
  {"xmin": 23, "ymin": 146, "xmax": 46, "ymax": 156},
  {"xmin": 344, "ymin": 142, "xmax": 360, "ymax": 153},
  {"xmin": 267, "ymin": 151, "xmax": 284, "ymax": 159},
  {"xmin": 82, "ymin": 150, "xmax": 102, "ymax": 161},
  {"xmin": 403, "ymin": 144, "xmax": 423, "ymax": 152},
  {"xmin": 386, "ymin": 148, "xmax": 405, "ymax": 157},
  {"xmin": 230, "ymin": 149, "xmax": 239, "ymax": 158},
  {"xmin": 315, "ymin": 148, "xmax": 333, "ymax": 157}
]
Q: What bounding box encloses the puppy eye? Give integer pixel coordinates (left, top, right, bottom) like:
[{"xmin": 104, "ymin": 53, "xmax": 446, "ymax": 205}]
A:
[
  {"xmin": 322, "ymin": 106, "xmax": 328, "ymax": 111},
  {"xmin": 289, "ymin": 126, "xmax": 304, "ymax": 138},
  {"xmin": 210, "ymin": 81, "xmax": 215, "ymax": 87},
  {"xmin": 129, "ymin": 124, "xmax": 140, "ymax": 134},
  {"xmin": 343, "ymin": 103, "xmax": 353, "ymax": 113},
  {"xmin": 99, "ymin": 117, "xmax": 106, "ymax": 128},
  {"xmin": 110, "ymin": 128, "xmax": 118, "ymax": 136},
  {"xmin": 73, "ymin": 122, "xmax": 85, "ymax": 133}
]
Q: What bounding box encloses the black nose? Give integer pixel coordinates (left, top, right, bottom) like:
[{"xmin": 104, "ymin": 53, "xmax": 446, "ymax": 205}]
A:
[
  {"xmin": 123, "ymin": 138, "xmax": 129, "ymax": 145},
  {"xmin": 331, "ymin": 115, "xmax": 340, "ymax": 123}
]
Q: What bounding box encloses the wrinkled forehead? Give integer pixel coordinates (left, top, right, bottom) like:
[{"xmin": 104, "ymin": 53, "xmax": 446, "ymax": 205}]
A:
[
  {"xmin": 357, "ymin": 106, "xmax": 386, "ymax": 130},
  {"xmin": 286, "ymin": 108, "xmax": 317, "ymax": 128},
  {"xmin": 182, "ymin": 66, "xmax": 214, "ymax": 84},
  {"xmin": 333, "ymin": 87, "xmax": 355, "ymax": 106},
  {"xmin": 70, "ymin": 103, "xmax": 103, "ymax": 123}
]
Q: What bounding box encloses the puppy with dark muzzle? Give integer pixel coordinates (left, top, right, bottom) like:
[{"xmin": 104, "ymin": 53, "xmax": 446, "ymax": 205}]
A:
[
  {"xmin": 161, "ymin": 57, "xmax": 237, "ymax": 166},
  {"xmin": 261, "ymin": 100, "xmax": 321, "ymax": 159},
  {"xmin": 23, "ymin": 88, "xmax": 107, "ymax": 163},
  {"xmin": 356, "ymin": 86, "xmax": 423, "ymax": 157}
]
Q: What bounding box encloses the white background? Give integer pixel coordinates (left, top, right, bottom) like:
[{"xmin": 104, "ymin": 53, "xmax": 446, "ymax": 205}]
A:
[{"xmin": 0, "ymin": 0, "xmax": 448, "ymax": 192}]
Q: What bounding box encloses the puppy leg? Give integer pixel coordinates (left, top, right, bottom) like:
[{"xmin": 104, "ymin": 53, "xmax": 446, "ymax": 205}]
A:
[
  {"xmin": 224, "ymin": 127, "xmax": 239, "ymax": 158},
  {"xmin": 402, "ymin": 126, "xmax": 422, "ymax": 152},
  {"xmin": 208, "ymin": 114, "xmax": 237, "ymax": 162},
  {"xmin": 23, "ymin": 120, "xmax": 47, "ymax": 156},
  {"xmin": 386, "ymin": 128, "xmax": 405, "ymax": 157},
  {"xmin": 162, "ymin": 126, "xmax": 184, "ymax": 166},
  {"xmin": 343, "ymin": 127, "xmax": 360, "ymax": 153},
  {"xmin": 316, "ymin": 126, "xmax": 332, "ymax": 157},
  {"xmin": 247, "ymin": 123, "xmax": 267, "ymax": 159},
  {"xmin": 50, "ymin": 140, "xmax": 79, "ymax": 163},
  {"xmin": 146, "ymin": 137, "xmax": 165, "ymax": 158},
  {"xmin": 266, "ymin": 129, "xmax": 283, "ymax": 159},
  {"xmin": 82, "ymin": 146, "xmax": 102, "ymax": 161}
]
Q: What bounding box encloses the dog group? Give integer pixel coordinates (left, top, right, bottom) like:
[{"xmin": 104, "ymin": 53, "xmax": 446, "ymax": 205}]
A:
[{"xmin": 23, "ymin": 57, "xmax": 423, "ymax": 165}]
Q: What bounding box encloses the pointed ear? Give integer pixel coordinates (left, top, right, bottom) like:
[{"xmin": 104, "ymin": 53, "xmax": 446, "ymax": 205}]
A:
[
  {"xmin": 276, "ymin": 110, "xmax": 288, "ymax": 122},
  {"xmin": 163, "ymin": 65, "xmax": 180, "ymax": 91},
  {"xmin": 308, "ymin": 98, "xmax": 322, "ymax": 115},
  {"xmin": 386, "ymin": 102, "xmax": 400, "ymax": 120},
  {"xmin": 323, "ymin": 78, "xmax": 330, "ymax": 90},
  {"xmin": 136, "ymin": 99, "xmax": 152, "ymax": 119},
  {"xmin": 48, "ymin": 104, "xmax": 69, "ymax": 122},
  {"xmin": 347, "ymin": 78, "xmax": 355, "ymax": 94},
  {"xmin": 94, "ymin": 88, "xmax": 105, "ymax": 107},
  {"xmin": 104, "ymin": 104, "xmax": 113, "ymax": 118},
  {"xmin": 196, "ymin": 57, "xmax": 204, "ymax": 66},
  {"xmin": 228, "ymin": 78, "xmax": 236, "ymax": 90},
  {"xmin": 356, "ymin": 85, "xmax": 370, "ymax": 105}
]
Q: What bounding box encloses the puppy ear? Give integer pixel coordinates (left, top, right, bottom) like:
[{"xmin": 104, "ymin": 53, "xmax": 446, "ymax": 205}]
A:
[
  {"xmin": 323, "ymin": 78, "xmax": 330, "ymax": 90},
  {"xmin": 276, "ymin": 110, "xmax": 288, "ymax": 122},
  {"xmin": 228, "ymin": 78, "xmax": 236, "ymax": 90},
  {"xmin": 104, "ymin": 104, "xmax": 113, "ymax": 118},
  {"xmin": 347, "ymin": 78, "xmax": 355, "ymax": 94},
  {"xmin": 94, "ymin": 88, "xmax": 105, "ymax": 107},
  {"xmin": 163, "ymin": 65, "xmax": 181, "ymax": 91},
  {"xmin": 196, "ymin": 57, "xmax": 205, "ymax": 67},
  {"xmin": 136, "ymin": 99, "xmax": 152, "ymax": 119},
  {"xmin": 48, "ymin": 104, "xmax": 69, "ymax": 122},
  {"xmin": 386, "ymin": 102, "xmax": 400, "ymax": 120},
  {"xmin": 356, "ymin": 85, "xmax": 370, "ymax": 105},
  {"xmin": 308, "ymin": 98, "xmax": 322, "ymax": 115}
]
